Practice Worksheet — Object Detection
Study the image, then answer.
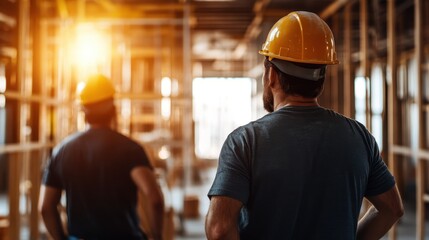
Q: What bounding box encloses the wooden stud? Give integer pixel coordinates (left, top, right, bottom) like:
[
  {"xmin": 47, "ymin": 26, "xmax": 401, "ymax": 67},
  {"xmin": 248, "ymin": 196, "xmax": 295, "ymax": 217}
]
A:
[
  {"xmin": 387, "ymin": 0, "xmax": 399, "ymax": 239},
  {"xmin": 360, "ymin": 0, "xmax": 372, "ymax": 131},
  {"xmin": 415, "ymin": 0, "xmax": 426, "ymax": 239},
  {"xmin": 343, "ymin": 3, "xmax": 353, "ymax": 118}
]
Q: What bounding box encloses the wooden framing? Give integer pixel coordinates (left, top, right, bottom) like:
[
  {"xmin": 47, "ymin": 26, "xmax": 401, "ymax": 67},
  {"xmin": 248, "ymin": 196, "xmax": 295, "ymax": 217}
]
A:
[
  {"xmin": 415, "ymin": 0, "xmax": 427, "ymax": 238},
  {"xmin": 360, "ymin": 0, "xmax": 371, "ymax": 131},
  {"xmin": 387, "ymin": 0, "xmax": 398, "ymax": 238},
  {"xmin": 343, "ymin": 3, "xmax": 353, "ymax": 118}
]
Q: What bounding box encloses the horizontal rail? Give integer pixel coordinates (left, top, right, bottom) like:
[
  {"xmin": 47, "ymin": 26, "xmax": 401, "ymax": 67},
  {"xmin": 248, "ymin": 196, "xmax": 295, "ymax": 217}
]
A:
[
  {"xmin": 0, "ymin": 142, "xmax": 54, "ymax": 154},
  {"xmin": 390, "ymin": 145, "xmax": 429, "ymax": 160}
]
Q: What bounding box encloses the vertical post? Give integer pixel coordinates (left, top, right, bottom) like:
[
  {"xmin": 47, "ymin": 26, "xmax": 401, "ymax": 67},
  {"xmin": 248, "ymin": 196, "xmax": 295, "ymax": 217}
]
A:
[
  {"xmin": 77, "ymin": 0, "xmax": 85, "ymax": 21},
  {"xmin": 182, "ymin": 3, "xmax": 193, "ymax": 195},
  {"xmin": 387, "ymin": 0, "xmax": 398, "ymax": 239},
  {"xmin": 331, "ymin": 15, "xmax": 339, "ymax": 112},
  {"xmin": 360, "ymin": 0, "xmax": 371, "ymax": 131},
  {"xmin": 415, "ymin": 0, "xmax": 426, "ymax": 239},
  {"xmin": 8, "ymin": 153, "xmax": 21, "ymax": 240},
  {"xmin": 8, "ymin": 0, "xmax": 30, "ymax": 238},
  {"xmin": 343, "ymin": 3, "xmax": 353, "ymax": 117},
  {"xmin": 29, "ymin": 0, "xmax": 41, "ymax": 238},
  {"xmin": 29, "ymin": 152, "xmax": 41, "ymax": 240}
]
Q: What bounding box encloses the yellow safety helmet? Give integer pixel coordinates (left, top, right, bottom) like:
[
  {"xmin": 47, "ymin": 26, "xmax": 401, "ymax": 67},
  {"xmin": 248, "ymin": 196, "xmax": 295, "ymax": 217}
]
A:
[
  {"xmin": 259, "ymin": 11, "xmax": 339, "ymax": 65},
  {"xmin": 77, "ymin": 74, "xmax": 116, "ymax": 105}
]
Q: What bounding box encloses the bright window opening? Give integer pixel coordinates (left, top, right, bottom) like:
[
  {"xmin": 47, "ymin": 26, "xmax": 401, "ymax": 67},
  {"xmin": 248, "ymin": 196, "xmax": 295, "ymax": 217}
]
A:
[
  {"xmin": 354, "ymin": 76, "xmax": 367, "ymax": 126},
  {"xmin": 193, "ymin": 77, "xmax": 254, "ymax": 159}
]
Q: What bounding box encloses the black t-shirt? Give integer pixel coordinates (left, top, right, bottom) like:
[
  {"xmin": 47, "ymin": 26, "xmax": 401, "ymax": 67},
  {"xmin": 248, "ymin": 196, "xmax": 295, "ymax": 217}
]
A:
[
  {"xmin": 42, "ymin": 127, "xmax": 152, "ymax": 240},
  {"xmin": 208, "ymin": 106, "xmax": 395, "ymax": 239}
]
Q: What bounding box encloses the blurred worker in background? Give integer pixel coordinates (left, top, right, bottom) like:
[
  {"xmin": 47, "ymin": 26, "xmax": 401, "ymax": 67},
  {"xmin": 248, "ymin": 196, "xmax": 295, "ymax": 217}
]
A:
[
  {"xmin": 206, "ymin": 11, "xmax": 403, "ymax": 240},
  {"xmin": 39, "ymin": 74, "xmax": 164, "ymax": 240}
]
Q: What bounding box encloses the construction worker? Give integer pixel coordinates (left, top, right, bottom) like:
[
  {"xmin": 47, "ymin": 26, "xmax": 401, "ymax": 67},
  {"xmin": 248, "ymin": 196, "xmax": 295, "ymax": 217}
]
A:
[
  {"xmin": 205, "ymin": 11, "xmax": 403, "ymax": 239},
  {"xmin": 39, "ymin": 74, "xmax": 164, "ymax": 240}
]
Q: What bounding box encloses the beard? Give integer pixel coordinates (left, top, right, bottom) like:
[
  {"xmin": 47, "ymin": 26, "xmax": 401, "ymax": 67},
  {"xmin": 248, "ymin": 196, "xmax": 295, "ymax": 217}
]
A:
[{"xmin": 263, "ymin": 83, "xmax": 274, "ymax": 113}]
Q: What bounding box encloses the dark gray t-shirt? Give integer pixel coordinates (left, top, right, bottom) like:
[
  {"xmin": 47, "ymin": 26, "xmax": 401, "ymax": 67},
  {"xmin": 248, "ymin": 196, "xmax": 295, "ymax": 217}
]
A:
[
  {"xmin": 208, "ymin": 106, "xmax": 395, "ymax": 240},
  {"xmin": 42, "ymin": 127, "xmax": 152, "ymax": 240}
]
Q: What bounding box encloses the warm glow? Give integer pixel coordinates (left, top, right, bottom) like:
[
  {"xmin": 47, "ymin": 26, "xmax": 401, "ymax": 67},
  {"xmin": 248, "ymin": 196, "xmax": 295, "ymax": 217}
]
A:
[
  {"xmin": 76, "ymin": 81, "xmax": 86, "ymax": 96},
  {"xmin": 0, "ymin": 76, "xmax": 5, "ymax": 93},
  {"xmin": 158, "ymin": 145, "xmax": 170, "ymax": 160},
  {"xmin": 161, "ymin": 98, "xmax": 171, "ymax": 119},
  {"xmin": 0, "ymin": 64, "xmax": 5, "ymax": 93},
  {"xmin": 121, "ymin": 99, "xmax": 131, "ymax": 118},
  {"xmin": 0, "ymin": 95, "xmax": 5, "ymax": 108},
  {"xmin": 72, "ymin": 24, "xmax": 110, "ymax": 70},
  {"xmin": 161, "ymin": 77, "xmax": 172, "ymax": 97}
]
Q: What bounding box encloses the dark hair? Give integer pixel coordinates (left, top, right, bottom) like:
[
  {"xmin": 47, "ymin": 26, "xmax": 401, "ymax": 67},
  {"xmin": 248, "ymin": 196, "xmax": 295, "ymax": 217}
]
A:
[
  {"xmin": 83, "ymin": 98, "xmax": 116, "ymax": 125},
  {"xmin": 265, "ymin": 58, "xmax": 325, "ymax": 98},
  {"xmin": 85, "ymin": 108, "xmax": 116, "ymax": 125}
]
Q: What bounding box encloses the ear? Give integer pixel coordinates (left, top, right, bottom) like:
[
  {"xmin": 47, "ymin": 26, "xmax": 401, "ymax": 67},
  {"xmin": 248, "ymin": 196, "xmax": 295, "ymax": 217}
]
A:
[{"xmin": 268, "ymin": 67, "xmax": 280, "ymax": 88}]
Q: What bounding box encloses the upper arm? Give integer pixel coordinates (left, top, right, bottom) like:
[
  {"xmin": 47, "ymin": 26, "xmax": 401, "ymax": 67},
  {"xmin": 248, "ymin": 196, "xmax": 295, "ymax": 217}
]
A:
[
  {"xmin": 365, "ymin": 184, "xmax": 404, "ymax": 218},
  {"xmin": 130, "ymin": 166, "xmax": 163, "ymax": 204},
  {"xmin": 208, "ymin": 129, "xmax": 251, "ymax": 204},
  {"xmin": 39, "ymin": 185, "xmax": 62, "ymax": 212},
  {"xmin": 206, "ymin": 196, "xmax": 243, "ymax": 239}
]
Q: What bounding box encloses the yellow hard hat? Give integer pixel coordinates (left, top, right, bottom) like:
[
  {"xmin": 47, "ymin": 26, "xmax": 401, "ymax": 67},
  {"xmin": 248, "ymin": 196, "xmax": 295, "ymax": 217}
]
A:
[
  {"xmin": 77, "ymin": 74, "xmax": 115, "ymax": 105},
  {"xmin": 259, "ymin": 11, "xmax": 339, "ymax": 65}
]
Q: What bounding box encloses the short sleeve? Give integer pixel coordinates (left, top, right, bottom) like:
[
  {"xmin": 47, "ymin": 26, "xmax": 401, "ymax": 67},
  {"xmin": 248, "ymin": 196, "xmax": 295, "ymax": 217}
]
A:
[
  {"xmin": 42, "ymin": 146, "xmax": 64, "ymax": 189},
  {"xmin": 126, "ymin": 144, "xmax": 153, "ymax": 171},
  {"xmin": 208, "ymin": 128, "xmax": 251, "ymax": 205},
  {"xmin": 365, "ymin": 136, "xmax": 395, "ymax": 197}
]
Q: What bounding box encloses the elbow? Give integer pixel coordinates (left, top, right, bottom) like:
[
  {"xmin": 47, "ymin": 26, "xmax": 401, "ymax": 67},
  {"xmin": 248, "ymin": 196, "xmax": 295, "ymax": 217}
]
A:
[
  {"xmin": 155, "ymin": 200, "xmax": 165, "ymax": 213},
  {"xmin": 394, "ymin": 202, "xmax": 405, "ymax": 220},
  {"xmin": 38, "ymin": 203, "xmax": 54, "ymax": 220},
  {"xmin": 206, "ymin": 223, "xmax": 229, "ymax": 240},
  {"xmin": 38, "ymin": 203, "xmax": 49, "ymax": 216},
  {"xmin": 150, "ymin": 196, "xmax": 165, "ymax": 214},
  {"xmin": 205, "ymin": 218, "xmax": 235, "ymax": 240}
]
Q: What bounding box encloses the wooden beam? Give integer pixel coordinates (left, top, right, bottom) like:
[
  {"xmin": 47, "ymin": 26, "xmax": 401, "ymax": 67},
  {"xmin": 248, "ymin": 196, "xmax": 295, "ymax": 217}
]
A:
[
  {"xmin": 360, "ymin": 0, "xmax": 371, "ymax": 131},
  {"xmin": 320, "ymin": 0, "xmax": 357, "ymax": 20},
  {"xmin": 0, "ymin": 12, "xmax": 16, "ymax": 27},
  {"xmin": 391, "ymin": 145, "xmax": 429, "ymax": 160},
  {"xmin": 387, "ymin": 0, "xmax": 399, "ymax": 238},
  {"xmin": 415, "ymin": 0, "xmax": 426, "ymax": 239},
  {"xmin": 55, "ymin": 0, "xmax": 68, "ymax": 18},
  {"xmin": 0, "ymin": 143, "xmax": 53, "ymax": 154},
  {"xmin": 331, "ymin": 15, "xmax": 340, "ymax": 112},
  {"xmin": 233, "ymin": 0, "xmax": 271, "ymax": 59},
  {"xmin": 343, "ymin": 3, "xmax": 353, "ymax": 117},
  {"xmin": 9, "ymin": 0, "xmax": 31, "ymax": 237},
  {"xmin": 182, "ymin": 3, "xmax": 194, "ymax": 202},
  {"xmin": 8, "ymin": 154, "xmax": 21, "ymax": 240}
]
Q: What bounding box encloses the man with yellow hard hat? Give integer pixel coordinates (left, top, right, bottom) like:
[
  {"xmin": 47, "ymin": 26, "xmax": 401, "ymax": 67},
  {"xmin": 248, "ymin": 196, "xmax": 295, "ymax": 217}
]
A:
[
  {"xmin": 39, "ymin": 74, "xmax": 164, "ymax": 240},
  {"xmin": 206, "ymin": 11, "xmax": 403, "ymax": 239}
]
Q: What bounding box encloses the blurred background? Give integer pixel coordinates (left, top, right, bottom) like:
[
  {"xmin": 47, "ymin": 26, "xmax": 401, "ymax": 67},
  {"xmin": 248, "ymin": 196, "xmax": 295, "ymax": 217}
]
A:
[{"xmin": 0, "ymin": 0, "xmax": 429, "ymax": 239}]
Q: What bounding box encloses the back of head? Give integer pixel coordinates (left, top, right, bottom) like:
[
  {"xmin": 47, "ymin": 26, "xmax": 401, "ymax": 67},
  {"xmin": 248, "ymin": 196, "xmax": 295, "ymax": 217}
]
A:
[{"xmin": 77, "ymin": 74, "xmax": 116, "ymax": 125}]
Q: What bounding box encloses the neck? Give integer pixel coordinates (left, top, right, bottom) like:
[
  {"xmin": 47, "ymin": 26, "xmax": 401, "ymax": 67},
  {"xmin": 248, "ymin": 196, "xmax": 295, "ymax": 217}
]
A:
[{"xmin": 275, "ymin": 95, "xmax": 319, "ymax": 111}]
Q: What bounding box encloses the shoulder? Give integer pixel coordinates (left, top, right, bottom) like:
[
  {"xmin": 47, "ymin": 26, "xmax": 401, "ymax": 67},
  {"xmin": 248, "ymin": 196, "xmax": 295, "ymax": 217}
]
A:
[
  {"xmin": 324, "ymin": 108, "xmax": 372, "ymax": 134},
  {"xmin": 115, "ymin": 131, "xmax": 145, "ymax": 151},
  {"xmin": 227, "ymin": 121, "xmax": 258, "ymax": 141},
  {"xmin": 52, "ymin": 131, "xmax": 84, "ymax": 155}
]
